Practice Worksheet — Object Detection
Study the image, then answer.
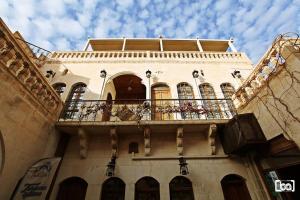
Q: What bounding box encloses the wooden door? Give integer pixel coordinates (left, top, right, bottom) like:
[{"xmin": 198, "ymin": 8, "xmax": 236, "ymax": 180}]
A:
[
  {"xmin": 151, "ymin": 84, "xmax": 173, "ymax": 120},
  {"xmin": 221, "ymin": 175, "xmax": 252, "ymax": 200},
  {"xmin": 56, "ymin": 177, "xmax": 87, "ymax": 200}
]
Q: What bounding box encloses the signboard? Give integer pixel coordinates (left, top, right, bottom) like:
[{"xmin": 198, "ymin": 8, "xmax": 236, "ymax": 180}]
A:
[{"xmin": 13, "ymin": 157, "xmax": 61, "ymax": 200}]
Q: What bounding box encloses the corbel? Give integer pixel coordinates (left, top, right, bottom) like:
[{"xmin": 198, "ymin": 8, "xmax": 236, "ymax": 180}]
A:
[
  {"xmin": 176, "ymin": 126, "xmax": 184, "ymax": 155},
  {"xmin": 208, "ymin": 124, "xmax": 217, "ymax": 155},
  {"xmin": 78, "ymin": 128, "xmax": 89, "ymax": 159},
  {"xmin": 144, "ymin": 126, "xmax": 151, "ymax": 156}
]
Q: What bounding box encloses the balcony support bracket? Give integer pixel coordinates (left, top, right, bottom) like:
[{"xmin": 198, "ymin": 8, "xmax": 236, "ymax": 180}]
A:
[
  {"xmin": 78, "ymin": 128, "xmax": 89, "ymax": 159},
  {"xmin": 208, "ymin": 124, "xmax": 217, "ymax": 155},
  {"xmin": 110, "ymin": 126, "xmax": 118, "ymax": 157},
  {"xmin": 144, "ymin": 126, "xmax": 151, "ymax": 156},
  {"xmin": 177, "ymin": 126, "xmax": 184, "ymax": 155}
]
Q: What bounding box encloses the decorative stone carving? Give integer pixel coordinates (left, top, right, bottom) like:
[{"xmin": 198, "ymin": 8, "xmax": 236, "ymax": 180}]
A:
[
  {"xmin": 78, "ymin": 128, "xmax": 88, "ymax": 159},
  {"xmin": 176, "ymin": 126, "xmax": 184, "ymax": 155},
  {"xmin": 208, "ymin": 124, "xmax": 217, "ymax": 155},
  {"xmin": 110, "ymin": 127, "xmax": 118, "ymax": 157},
  {"xmin": 144, "ymin": 126, "xmax": 151, "ymax": 156}
]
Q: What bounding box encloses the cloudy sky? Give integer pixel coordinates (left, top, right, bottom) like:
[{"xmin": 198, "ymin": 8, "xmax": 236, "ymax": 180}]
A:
[{"xmin": 1, "ymin": 0, "xmax": 299, "ymax": 63}]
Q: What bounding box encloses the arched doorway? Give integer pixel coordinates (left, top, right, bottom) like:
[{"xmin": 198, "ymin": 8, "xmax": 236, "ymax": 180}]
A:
[
  {"xmin": 102, "ymin": 93, "xmax": 112, "ymax": 121},
  {"xmin": 101, "ymin": 177, "xmax": 125, "ymax": 200},
  {"xmin": 221, "ymin": 174, "xmax": 252, "ymax": 200},
  {"xmin": 169, "ymin": 176, "xmax": 194, "ymax": 200},
  {"xmin": 113, "ymin": 74, "xmax": 146, "ymax": 103},
  {"xmin": 56, "ymin": 177, "xmax": 88, "ymax": 200},
  {"xmin": 135, "ymin": 176, "xmax": 160, "ymax": 200},
  {"xmin": 151, "ymin": 83, "xmax": 172, "ymax": 120}
]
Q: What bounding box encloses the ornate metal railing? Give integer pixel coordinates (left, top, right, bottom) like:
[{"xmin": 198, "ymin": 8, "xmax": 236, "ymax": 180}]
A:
[{"xmin": 59, "ymin": 99, "xmax": 236, "ymax": 122}]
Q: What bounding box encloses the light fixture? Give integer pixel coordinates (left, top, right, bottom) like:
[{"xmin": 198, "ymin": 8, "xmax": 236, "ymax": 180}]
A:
[
  {"xmin": 179, "ymin": 157, "xmax": 189, "ymax": 175},
  {"xmin": 46, "ymin": 70, "xmax": 56, "ymax": 78},
  {"xmin": 232, "ymin": 70, "xmax": 241, "ymax": 78},
  {"xmin": 146, "ymin": 70, "xmax": 152, "ymax": 78},
  {"xmin": 106, "ymin": 156, "xmax": 116, "ymax": 177},
  {"xmin": 100, "ymin": 70, "xmax": 107, "ymax": 78},
  {"xmin": 200, "ymin": 69, "xmax": 204, "ymax": 76},
  {"xmin": 192, "ymin": 70, "xmax": 199, "ymax": 78}
]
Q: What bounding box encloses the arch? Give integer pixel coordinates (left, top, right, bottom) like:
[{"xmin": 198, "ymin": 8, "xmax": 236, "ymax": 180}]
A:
[
  {"xmin": 151, "ymin": 83, "xmax": 172, "ymax": 120},
  {"xmin": 199, "ymin": 83, "xmax": 221, "ymax": 119},
  {"xmin": 63, "ymin": 82, "xmax": 87, "ymax": 119},
  {"xmin": 112, "ymin": 74, "xmax": 146, "ymax": 103},
  {"xmin": 0, "ymin": 130, "xmax": 4, "ymax": 174},
  {"xmin": 177, "ymin": 82, "xmax": 197, "ymax": 119},
  {"xmin": 52, "ymin": 82, "xmax": 66, "ymax": 96},
  {"xmin": 106, "ymin": 71, "xmax": 140, "ymax": 83},
  {"xmin": 220, "ymin": 83, "xmax": 236, "ymax": 117},
  {"xmin": 135, "ymin": 176, "xmax": 160, "ymax": 200},
  {"xmin": 221, "ymin": 174, "xmax": 252, "ymax": 200},
  {"xmin": 101, "ymin": 177, "xmax": 125, "ymax": 200},
  {"xmin": 56, "ymin": 177, "xmax": 88, "ymax": 200},
  {"xmin": 169, "ymin": 176, "xmax": 194, "ymax": 200}
]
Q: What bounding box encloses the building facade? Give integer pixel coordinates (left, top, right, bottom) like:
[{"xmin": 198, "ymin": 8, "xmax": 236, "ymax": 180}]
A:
[{"xmin": 1, "ymin": 18, "xmax": 300, "ymax": 200}]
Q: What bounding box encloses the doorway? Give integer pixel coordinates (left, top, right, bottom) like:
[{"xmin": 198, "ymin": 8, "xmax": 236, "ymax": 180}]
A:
[
  {"xmin": 221, "ymin": 174, "xmax": 252, "ymax": 200},
  {"xmin": 56, "ymin": 177, "xmax": 88, "ymax": 200},
  {"xmin": 151, "ymin": 83, "xmax": 173, "ymax": 120}
]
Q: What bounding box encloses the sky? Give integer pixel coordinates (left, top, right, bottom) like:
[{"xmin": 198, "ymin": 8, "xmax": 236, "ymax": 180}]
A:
[{"xmin": 0, "ymin": 0, "xmax": 299, "ymax": 64}]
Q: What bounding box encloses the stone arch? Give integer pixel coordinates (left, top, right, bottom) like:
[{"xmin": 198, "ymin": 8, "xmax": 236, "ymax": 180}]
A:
[
  {"xmin": 56, "ymin": 176, "xmax": 88, "ymax": 200},
  {"xmin": 101, "ymin": 177, "xmax": 125, "ymax": 200},
  {"xmin": 135, "ymin": 176, "xmax": 160, "ymax": 200},
  {"xmin": 169, "ymin": 176, "xmax": 194, "ymax": 200},
  {"xmin": 221, "ymin": 174, "xmax": 252, "ymax": 200}
]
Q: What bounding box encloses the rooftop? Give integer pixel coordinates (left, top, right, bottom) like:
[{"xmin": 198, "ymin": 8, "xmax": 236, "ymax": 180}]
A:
[{"xmin": 85, "ymin": 38, "xmax": 235, "ymax": 52}]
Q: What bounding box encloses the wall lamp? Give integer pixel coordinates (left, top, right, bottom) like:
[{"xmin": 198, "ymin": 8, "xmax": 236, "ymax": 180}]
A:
[
  {"xmin": 106, "ymin": 156, "xmax": 116, "ymax": 177},
  {"xmin": 179, "ymin": 157, "xmax": 189, "ymax": 175}
]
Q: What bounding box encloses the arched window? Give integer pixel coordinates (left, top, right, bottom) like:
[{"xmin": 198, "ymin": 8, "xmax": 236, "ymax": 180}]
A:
[
  {"xmin": 52, "ymin": 82, "xmax": 66, "ymax": 96},
  {"xmin": 199, "ymin": 83, "xmax": 221, "ymax": 119},
  {"xmin": 220, "ymin": 83, "xmax": 236, "ymax": 117},
  {"xmin": 56, "ymin": 177, "xmax": 88, "ymax": 200},
  {"xmin": 129, "ymin": 142, "xmax": 139, "ymax": 154},
  {"xmin": 135, "ymin": 176, "xmax": 160, "ymax": 200},
  {"xmin": 221, "ymin": 174, "xmax": 252, "ymax": 200},
  {"xmin": 63, "ymin": 83, "xmax": 86, "ymax": 119},
  {"xmin": 177, "ymin": 82, "xmax": 197, "ymax": 119},
  {"xmin": 169, "ymin": 176, "xmax": 194, "ymax": 200},
  {"xmin": 101, "ymin": 177, "xmax": 125, "ymax": 200}
]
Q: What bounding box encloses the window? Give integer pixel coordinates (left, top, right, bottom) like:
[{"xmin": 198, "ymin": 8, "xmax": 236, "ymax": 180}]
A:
[
  {"xmin": 129, "ymin": 142, "xmax": 139, "ymax": 154},
  {"xmin": 52, "ymin": 83, "xmax": 66, "ymax": 96},
  {"xmin": 177, "ymin": 82, "xmax": 197, "ymax": 119},
  {"xmin": 63, "ymin": 83, "xmax": 87, "ymax": 119},
  {"xmin": 199, "ymin": 83, "xmax": 221, "ymax": 119},
  {"xmin": 169, "ymin": 176, "xmax": 194, "ymax": 200},
  {"xmin": 220, "ymin": 83, "xmax": 235, "ymax": 117},
  {"xmin": 135, "ymin": 177, "xmax": 160, "ymax": 200},
  {"xmin": 101, "ymin": 177, "xmax": 125, "ymax": 200},
  {"xmin": 56, "ymin": 177, "xmax": 88, "ymax": 200}
]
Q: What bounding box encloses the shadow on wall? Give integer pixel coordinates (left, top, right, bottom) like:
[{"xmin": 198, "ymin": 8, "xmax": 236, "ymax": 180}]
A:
[
  {"xmin": 48, "ymin": 63, "xmax": 100, "ymax": 101},
  {"xmin": 0, "ymin": 130, "xmax": 4, "ymax": 175}
]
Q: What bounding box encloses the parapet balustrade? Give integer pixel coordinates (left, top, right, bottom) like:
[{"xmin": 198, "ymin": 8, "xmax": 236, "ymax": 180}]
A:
[
  {"xmin": 59, "ymin": 98, "xmax": 235, "ymax": 122},
  {"xmin": 51, "ymin": 50, "xmax": 246, "ymax": 61},
  {"xmin": 0, "ymin": 19, "xmax": 61, "ymax": 114},
  {"xmin": 233, "ymin": 34, "xmax": 300, "ymax": 109}
]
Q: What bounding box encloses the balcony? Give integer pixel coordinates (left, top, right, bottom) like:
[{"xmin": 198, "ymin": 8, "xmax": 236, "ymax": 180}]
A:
[
  {"xmin": 57, "ymin": 98, "xmax": 235, "ymax": 158},
  {"xmin": 58, "ymin": 98, "xmax": 235, "ymax": 123}
]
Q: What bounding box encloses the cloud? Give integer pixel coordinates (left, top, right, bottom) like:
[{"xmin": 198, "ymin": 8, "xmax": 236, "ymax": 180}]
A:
[{"xmin": 0, "ymin": 0, "xmax": 298, "ymax": 63}]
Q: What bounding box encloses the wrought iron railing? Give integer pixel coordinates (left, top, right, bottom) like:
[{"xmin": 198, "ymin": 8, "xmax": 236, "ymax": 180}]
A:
[{"xmin": 59, "ymin": 99, "xmax": 236, "ymax": 122}]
